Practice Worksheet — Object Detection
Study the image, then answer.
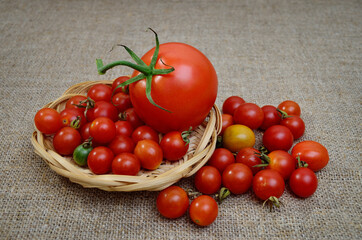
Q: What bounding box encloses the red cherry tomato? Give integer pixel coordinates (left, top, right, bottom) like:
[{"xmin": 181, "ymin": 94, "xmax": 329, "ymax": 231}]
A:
[
  {"xmin": 131, "ymin": 125, "xmax": 159, "ymax": 144},
  {"xmin": 263, "ymin": 125, "xmax": 294, "ymax": 152},
  {"xmin": 65, "ymin": 95, "xmax": 87, "ymax": 112},
  {"xmin": 220, "ymin": 113, "xmax": 234, "ymax": 135},
  {"xmin": 194, "ymin": 166, "xmax": 222, "ymax": 194},
  {"xmin": 280, "ymin": 116, "xmax": 305, "ymax": 139},
  {"xmin": 86, "ymin": 100, "xmax": 118, "ymax": 122},
  {"xmin": 263, "ymin": 150, "xmax": 295, "ymax": 180},
  {"xmin": 160, "ymin": 131, "xmax": 189, "ymax": 161},
  {"xmin": 122, "ymin": 108, "xmax": 144, "ymax": 129},
  {"xmin": 207, "ymin": 148, "xmax": 235, "ymax": 173},
  {"xmin": 87, "ymin": 146, "xmax": 114, "ymax": 174},
  {"xmin": 156, "ymin": 186, "xmax": 189, "ymax": 219},
  {"xmin": 53, "ymin": 127, "xmax": 82, "ymax": 155},
  {"xmin": 112, "ymin": 76, "xmax": 130, "ymax": 94},
  {"xmin": 112, "ymin": 92, "xmax": 132, "ymax": 113},
  {"xmin": 34, "ymin": 108, "xmax": 63, "ymax": 134},
  {"xmin": 112, "ymin": 152, "xmax": 140, "ymax": 175},
  {"xmin": 129, "ymin": 43, "xmax": 218, "ymax": 134},
  {"xmin": 108, "ymin": 135, "xmax": 135, "ymax": 155},
  {"xmin": 233, "ymin": 103, "xmax": 264, "ymax": 129},
  {"xmin": 134, "ymin": 139, "xmax": 163, "ymax": 170},
  {"xmin": 59, "ymin": 108, "xmax": 86, "ymax": 129},
  {"xmin": 235, "ymin": 147, "xmax": 262, "ymax": 175},
  {"xmin": 222, "ymin": 96, "xmax": 245, "ymax": 115},
  {"xmin": 87, "ymin": 83, "xmax": 112, "ymax": 102},
  {"xmin": 291, "ymin": 141, "xmax": 329, "ymax": 172},
  {"xmin": 80, "ymin": 122, "xmax": 91, "ymax": 141},
  {"xmin": 189, "ymin": 195, "xmax": 218, "ymax": 226},
  {"xmin": 253, "ymin": 169, "xmax": 285, "ymax": 200},
  {"xmin": 259, "ymin": 105, "xmax": 281, "ymax": 130},
  {"xmin": 289, "ymin": 167, "xmax": 318, "ymax": 198},
  {"xmin": 278, "ymin": 100, "xmax": 301, "ymax": 116},
  {"xmin": 115, "ymin": 120, "xmax": 133, "ymax": 137},
  {"xmin": 222, "ymin": 163, "xmax": 253, "ymax": 194},
  {"xmin": 90, "ymin": 117, "xmax": 116, "ymax": 144}
]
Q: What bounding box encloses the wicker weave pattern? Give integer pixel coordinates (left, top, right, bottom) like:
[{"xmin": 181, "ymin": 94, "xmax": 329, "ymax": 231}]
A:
[{"xmin": 31, "ymin": 80, "xmax": 222, "ymax": 191}]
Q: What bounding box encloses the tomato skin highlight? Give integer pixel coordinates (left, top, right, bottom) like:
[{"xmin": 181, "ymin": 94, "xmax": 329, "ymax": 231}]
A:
[
  {"xmin": 195, "ymin": 166, "xmax": 222, "ymax": 195},
  {"xmin": 263, "ymin": 125, "xmax": 294, "ymax": 152},
  {"xmin": 233, "ymin": 103, "xmax": 264, "ymax": 130},
  {"xmin": 265, "ymin": 150, "xmax": 296, "ymax": 180},
  {"xmin": 130, "ymin": 42, "xmax": 218, "ymax": 134},
  {"xmin": 157, "ymin": 186, "xmax": 189, "ymax": 219},
  {"xmin": 90, "ymin": 117, "xmax": 116, "ymax": 144},
  {"xmin": 189, "ymin": 195, "xmax": 218, "ymax": 227},
  {"xmin": 160, "ymin": 131, "xmax": 189, "ymax": 161},
  {"xmin": 53, "ymin": 127, "xmax": 82, "ymax": 156},
  {"xmin": 259, "ymin": 105, "xmax": 281, "ymax": 130},
  {"xmin": 112, "ymin": 153, "xmax": 140, "ymax": 176},
  {"xmin": 207, "ymin": 148, "xmax": 235, "ymax": 173},
  {"xmin": 87, "ymin": 146, "xmax": 114, "ymax": 174},
  {"xmin": 289, "ymin": 167, "xmax": 318, "ymax": 198},
  {"xmin": 86, "ymin": 101, "xmax": 118, "ymax": 122},
  {"xmin": 87, "ymin": 83, "xmax": 112, "ymax": 102},
  {"xmin": 114, "ymin": 120, "xmax": 133, "ymax": 137},
  {"xmin": 253, "ymin": 169, "xmax": 285, "ymax": 200},
  {"xmin": 291, "ymin": 141, "xmax": 329, "ymax": 172},
  {"xmin": 235, "ymin": 147, "xmax": 262, "ymax": 175},
  {"xmin": 34, "ymin": 108, "xmax": 63, "ymax": 134},
  {"xmin": 134, "ymin": 139, "xmax": 163, "ymax": 170},
  {"xmin": 222, "ymin": 96, "xmax": 245, "ymax": 116},
  {"xmin": 278, "ymin": 100, "xmax": 301, "ymax": 116},
  {"xmin": 222, "ymin": 163, "xmax": 253, "ymax": 194}
]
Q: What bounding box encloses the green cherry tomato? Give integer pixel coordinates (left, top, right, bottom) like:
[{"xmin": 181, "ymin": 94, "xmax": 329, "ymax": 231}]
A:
[{"xmin": 73, "ymin": 141, "xmax": 93, "ymax": 166}]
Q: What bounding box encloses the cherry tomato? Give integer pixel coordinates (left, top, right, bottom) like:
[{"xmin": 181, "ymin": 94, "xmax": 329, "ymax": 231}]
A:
[
  {"xmin": 156, "ymin": 186, "xmax": 189, "ymax": 219},
  {"xmin": 115, "ymin": 120, "xmax": 133, "ymax": 137},
  {"xmin": 189, "ymin": 195, "xmax": 218, "ymax": 227},
  {"xmin": 73, "ymin": 141, "xmax": 93, "ymax": 166},
  {"xmin": 112, "ymin": 152, "xmax": 140, "ymax": 175},
  {"xmin": 278, "ymin": 100, "xmax": 301, "ymax": 116},
  {"xmin": 280, "ymin": 116, "xmax": 305, "ymax": 139},
  {"xmin": 59, "ymin": 108, "xmax": 86, "ymax": 129},
  {"xmin": 65, "ymin": 95, "xmax": 87, "ymax": 112},
  {"xmin": 235, "ymin": 147, "xmax": 262, "ymax": 175},
  {"xmin": 87, "ymin": 146, "xmax": 114, "ymax": 174},
  {"xmin": 259, "ymin": 105, "xmax": 281, "ymax": 130},
  {"xmin": 131, "ymin": 125, "xmax": 159, "ymax": 144},
  {"xmin": 122, "ymin": 108, "xmax": 144, "ymax": 129},
  {"xmin": 87, "ymin": 83, "xmax": 112, "ymax": 102},
  {"xmin": 108, "ymin": 135, "xmax": 135, "ymax": 155},
  {"xmin": 129, "ymin": 42, "xmax": 218, "ymax": 134},
  {"xmin": 80, "ymin": 122, "xmax": 91, "ymax": 141},
  {"xmin": 34, "ymin": 108, "xmax": 63, "ymax": 134},
  {"xmin": 112, "ymin": 76, "xmax": 130, "ymax": 94},
  {"xmin": 112, "ymin": 92, "xmax": 132, "ymax": 113},
  {"xmin": 53, "ymin": 127, "xmax": 82, "ymax": 155},
  {"xmin": 160, "ymin": 131, "xmax": 190, "ymax": 161},
  {"xmin": 291, "ymin": 141, "xmax": 329, "ymax": 172},
  {"xmin": 90, "ymin": 117, "xmax": 116, "ymax": 144},
  {"xmin": 222, "ymin": 163, "xmax": 253, "ymax": 194},
  {"xmin": 194, "ymin": 166, "xmax": 222, "ymax": 194},
  {"xmin": 253, "ymin": 169, "xmax": 285, "ymax": 200},
  {"xmin": 223, "ymin": 124, "xmax": 255, "ymax": 153},
  {"xmin": 233, "ymin": 103, "xmax": 264, "ymax": 130},
  {"xmin": 207, "ymin": 148, "xmax": 235, "ymax": 173},
  {"xmin": 222, "ymin": 96, "xmax": 245, "ymax": 115},
  {"xmin": 220, "ymin": 113, "xmax": 234, "ymax": 135},
  {"xmin": 86, "ymin": 101, "xmax": 118, "ymax": 122},
  {"xmin": 134, "ymin": 139, "xmax": 163, "ymax": 170},
  {"xmin": 262, "ymin": 150, "xmax": 295, "ymax": 180},
  {"xmin": 262, "ymin": 125, "xmax": 294, "ymax": 152},
  {"xmin": 289, "ymin": 167, "xmax": 318, "ymax": 198}
]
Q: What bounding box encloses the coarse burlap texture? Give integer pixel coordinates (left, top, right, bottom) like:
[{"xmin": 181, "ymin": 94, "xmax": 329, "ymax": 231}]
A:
[{"xmin": 0, "ymin": 0, "xmax": 361, "ymax": 239}]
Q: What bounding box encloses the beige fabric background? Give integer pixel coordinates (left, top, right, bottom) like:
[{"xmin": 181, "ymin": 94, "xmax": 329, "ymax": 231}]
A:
[{"xmin": 1, "ymin": 0, "xmax": 361, "ymax": 239}]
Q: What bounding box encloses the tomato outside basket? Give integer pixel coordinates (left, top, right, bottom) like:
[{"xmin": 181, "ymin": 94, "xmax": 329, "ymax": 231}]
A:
[{"xmin": 31, "ymin": 80, "xmax": 222, "ymax": 191}]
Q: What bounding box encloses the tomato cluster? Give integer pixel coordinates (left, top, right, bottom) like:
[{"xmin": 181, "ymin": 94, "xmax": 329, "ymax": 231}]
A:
[
  {"xmin": 34, "ymin": 77, "xmax": 193, "ymax": 175},
  {"xmin": 156, "ymin": 97, "xmax": 329, "ymax": 226}
]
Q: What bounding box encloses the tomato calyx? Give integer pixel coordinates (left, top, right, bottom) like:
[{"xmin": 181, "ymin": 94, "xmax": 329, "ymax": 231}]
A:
[
  {"xmin": 96, "ymin": 28, "xmax": 175, "ymax": 112},
  {"xmin": 253, "ymin": 152, "xmax": 270, "ymax": 168},
  {"xmin": 76, "ymin": 97, "xmax": 95, "ymax": 118},
  {"xmin": 276, "ymin": 108, "xmax": 292, "ymax": 119},
  {"xmin": 70, "ymin": 116, "xmax": 82, "ymax": 129},
  {"xmin": 215, "ymin": 187, "xmax": 231, "ymax": 204},
  {"xmin": 181, "ymin": 127, "xmax": 193, "ymax": 146},
  {"xmin": 296, "ymin": 155, "xmax": 309, "ymax": 168},
  {"xmin": 262, "ymin": 196, "xmax": 283, "ymax": 211}
]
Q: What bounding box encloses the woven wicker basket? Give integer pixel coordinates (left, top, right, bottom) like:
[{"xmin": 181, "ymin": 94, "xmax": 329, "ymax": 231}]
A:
[{"xmin": 31, "ymin": 80, "xmax": 222, "ymax": 192}]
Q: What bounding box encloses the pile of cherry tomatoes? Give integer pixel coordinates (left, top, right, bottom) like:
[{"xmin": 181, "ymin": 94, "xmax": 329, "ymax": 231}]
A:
[
  {"xmin": 34, "ymin": 76, "xmax": 194, "ymax": 176},
  {"xmin": 156, "ymin": 96, "xmax": 329, "ymax": 226}
]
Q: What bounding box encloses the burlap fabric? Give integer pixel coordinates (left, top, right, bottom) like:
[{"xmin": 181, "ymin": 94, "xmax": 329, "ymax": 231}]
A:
[{"xmin": 1, "ymin": 0, "xmax": 361, "ymax": 239}]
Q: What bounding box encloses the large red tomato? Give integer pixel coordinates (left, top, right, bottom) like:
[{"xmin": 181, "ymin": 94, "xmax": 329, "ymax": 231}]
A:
[{"xmin": 129, "ymin": 43, "xmax": 218, "ymax": 133}]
